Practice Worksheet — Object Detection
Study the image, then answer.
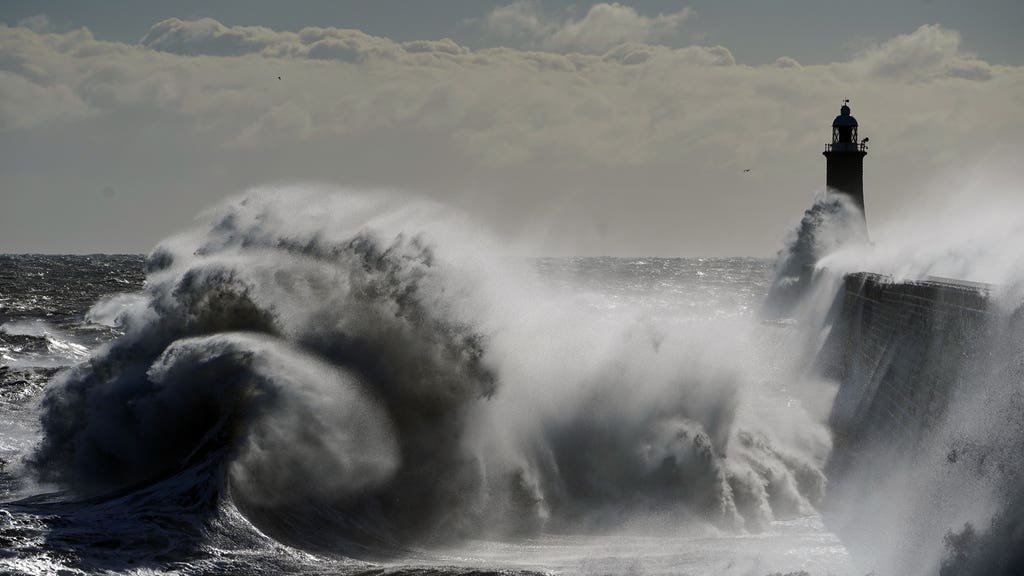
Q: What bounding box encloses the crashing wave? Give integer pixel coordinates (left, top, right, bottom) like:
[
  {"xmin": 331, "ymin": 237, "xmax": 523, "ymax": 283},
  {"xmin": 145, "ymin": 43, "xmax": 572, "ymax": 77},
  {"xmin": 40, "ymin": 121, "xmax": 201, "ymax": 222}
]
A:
[{"xmin": 24, "ymin": 187, "xmax": 832, "ymax": 560}]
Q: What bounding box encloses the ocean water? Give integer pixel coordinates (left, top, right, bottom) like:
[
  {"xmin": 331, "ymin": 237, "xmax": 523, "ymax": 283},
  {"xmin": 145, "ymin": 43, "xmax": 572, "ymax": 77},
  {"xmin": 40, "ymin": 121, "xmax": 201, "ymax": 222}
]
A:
[{"xmin": 0, "ymin": 191, "xmax": 853, "ymax": 575}]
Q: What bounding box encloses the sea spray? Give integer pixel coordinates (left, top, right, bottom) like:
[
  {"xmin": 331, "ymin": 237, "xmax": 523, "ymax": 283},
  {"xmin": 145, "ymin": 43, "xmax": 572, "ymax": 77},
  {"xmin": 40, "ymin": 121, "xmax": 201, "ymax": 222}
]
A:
[
  {"xmin": 790, "ymin": 190, "xmax": 1024, "ymax": 576},
  {"xmin": 763, "ymin": 194, "xmax": 865, "ymax": 319},
  {"xmin": 27, "ymin": 187, "xmax": 833, "ymax": 555}
]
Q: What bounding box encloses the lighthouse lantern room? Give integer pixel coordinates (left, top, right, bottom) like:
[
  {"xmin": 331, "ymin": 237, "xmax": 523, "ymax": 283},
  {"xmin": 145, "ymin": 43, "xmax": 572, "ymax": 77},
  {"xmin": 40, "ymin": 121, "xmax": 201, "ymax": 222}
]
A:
[{"xmin": 823, "ymin": 99, "xmax": 869, "ymax": 219}]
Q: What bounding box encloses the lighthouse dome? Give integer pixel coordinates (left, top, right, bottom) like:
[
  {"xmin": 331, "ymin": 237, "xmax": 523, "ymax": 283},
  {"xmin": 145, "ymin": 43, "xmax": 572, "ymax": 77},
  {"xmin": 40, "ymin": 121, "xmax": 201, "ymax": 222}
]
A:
[{"xmin": 833, "ymin": 103, "xmax": 858, "ymax": 127}]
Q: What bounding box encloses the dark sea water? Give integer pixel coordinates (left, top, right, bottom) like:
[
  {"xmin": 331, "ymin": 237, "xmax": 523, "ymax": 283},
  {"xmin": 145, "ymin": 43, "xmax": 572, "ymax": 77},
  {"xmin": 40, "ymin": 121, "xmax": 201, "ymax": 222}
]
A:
[
  {"xmin": 0, "ymin": 249, "xmax": 850, "ymax": 576},
  {"xmin": 0, "ymin": 255, "xmax": 146, "ymax": 486}
]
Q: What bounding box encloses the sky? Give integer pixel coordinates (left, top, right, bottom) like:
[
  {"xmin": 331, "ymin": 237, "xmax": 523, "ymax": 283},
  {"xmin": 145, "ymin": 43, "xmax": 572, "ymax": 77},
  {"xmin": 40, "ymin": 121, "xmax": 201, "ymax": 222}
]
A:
[{"xmin": 1, "ymin": 1, "xmax": 1023, "ymax": 256}]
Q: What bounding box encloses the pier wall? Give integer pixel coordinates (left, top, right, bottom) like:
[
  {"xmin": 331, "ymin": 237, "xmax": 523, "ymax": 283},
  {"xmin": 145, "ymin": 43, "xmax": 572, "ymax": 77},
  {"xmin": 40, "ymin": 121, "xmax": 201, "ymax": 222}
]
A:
[
  {"xmin": 809, "ymin": 271, "xmax": 1024, "ymax": 574},
  {"xmin": 817, "ymin": 272, "xmax": 992, "ymax": 474}
]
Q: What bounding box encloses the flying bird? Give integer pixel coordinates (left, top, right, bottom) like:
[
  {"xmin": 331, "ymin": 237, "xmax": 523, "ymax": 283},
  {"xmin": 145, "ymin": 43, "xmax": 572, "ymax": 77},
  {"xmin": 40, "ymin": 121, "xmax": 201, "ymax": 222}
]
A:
[
  {"xmin": 743, "ymin": 169, "xmax": 751, "ymax": 173},
  {"xmin": 277, "ymin": 76, "xmax": 282, "ymax": 80}
]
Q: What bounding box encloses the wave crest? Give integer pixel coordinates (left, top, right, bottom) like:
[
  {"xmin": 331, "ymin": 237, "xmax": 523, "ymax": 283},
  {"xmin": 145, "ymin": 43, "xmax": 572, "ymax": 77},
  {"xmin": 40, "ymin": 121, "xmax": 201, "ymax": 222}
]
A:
[{"xmin": 28, "ymin": 187, "xmax": 832, "ymax": 555}]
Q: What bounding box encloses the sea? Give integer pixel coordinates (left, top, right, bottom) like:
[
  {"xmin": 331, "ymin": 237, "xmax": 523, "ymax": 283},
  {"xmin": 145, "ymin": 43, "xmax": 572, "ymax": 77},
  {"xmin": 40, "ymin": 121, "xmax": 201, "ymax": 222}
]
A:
[
  {"xmin": 0, "ymin": 187, "xmax": 863, "ymax": 576},
  {"xmin": 0, "ymin": 251, "xmax": 847, "ymax": 573}
]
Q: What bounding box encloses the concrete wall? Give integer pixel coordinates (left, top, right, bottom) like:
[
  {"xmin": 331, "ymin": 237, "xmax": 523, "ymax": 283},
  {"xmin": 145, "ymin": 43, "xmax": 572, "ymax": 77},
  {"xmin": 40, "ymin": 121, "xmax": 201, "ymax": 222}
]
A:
[{"xmin": 818, "ymin": 272, "xmax": 991, "ymax": 476}]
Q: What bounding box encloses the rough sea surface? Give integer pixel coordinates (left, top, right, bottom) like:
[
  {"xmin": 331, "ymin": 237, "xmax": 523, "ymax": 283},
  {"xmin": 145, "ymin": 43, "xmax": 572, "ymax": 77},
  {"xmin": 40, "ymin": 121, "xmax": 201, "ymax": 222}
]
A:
[
  {"xmin": 0, "ymin": 184, "xmax": 856, "ymax": 576},
  {"xmin": 0, "ymin": 248, "xmax": 851, "ymax": 576}
]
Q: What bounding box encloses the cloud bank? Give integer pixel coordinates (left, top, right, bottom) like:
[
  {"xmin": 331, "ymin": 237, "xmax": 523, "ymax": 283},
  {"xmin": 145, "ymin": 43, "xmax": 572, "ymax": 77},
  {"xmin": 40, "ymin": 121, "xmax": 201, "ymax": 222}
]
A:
[
  {"xmin": 0, "ymin": 11, "xmax": 1021, "ymax": 254},
  {"xmin": 482, "ymin": 1, "xmax": 691, "ymax": 54}
]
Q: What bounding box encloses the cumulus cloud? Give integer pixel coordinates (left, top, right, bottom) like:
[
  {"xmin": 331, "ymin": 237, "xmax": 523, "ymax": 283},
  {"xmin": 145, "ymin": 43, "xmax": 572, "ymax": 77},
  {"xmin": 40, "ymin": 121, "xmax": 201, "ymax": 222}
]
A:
[
  {"xmin": 140, "ymin": 17, "xmax": 467, "ymax": 63},
  {"xmin": 0, "ymin": 25, "xmax": 97, "ymax": 129},
  {"xmin": 0, "ymin": 17, "xmax": 1021, "ymax": 254},
  {"xmin": 16, "ymin": 14, "xmax": 51, "ymax": 34},
  {"xmin": 140, "ymin": 17, "xmax": 273, "ymax": 56},
  {"xmin": 601, "ymin": 43, "xmax": 734, "ymax": 66},
  {"xmin": 853, "ymin": 24, "xmax": 992, "ymax": 81},
  {"xmin": 483, "ymin": 1, "xmax": 691, "ymax": 53},
  {"xmin": 2, "ymin": 18, "xmax": 1018, "ymax": 164},
  {"xmin": 483, "ymin": 1, "xmax": 552, "ymax": 46},
  {"xmin": 772, "ymin": 56, "xmax": 801, "ymax": 69}
]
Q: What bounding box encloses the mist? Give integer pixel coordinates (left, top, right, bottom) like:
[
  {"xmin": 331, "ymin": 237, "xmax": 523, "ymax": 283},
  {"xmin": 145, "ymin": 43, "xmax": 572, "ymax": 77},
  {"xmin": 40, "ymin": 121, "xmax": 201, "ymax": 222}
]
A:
[
  {"xmin": 772, "ymin": 174, "xmax": 1024, "ymax": 576},
  {"xmin": 25, "ymin": 186, "xmax": 836, "ymax": 557}
]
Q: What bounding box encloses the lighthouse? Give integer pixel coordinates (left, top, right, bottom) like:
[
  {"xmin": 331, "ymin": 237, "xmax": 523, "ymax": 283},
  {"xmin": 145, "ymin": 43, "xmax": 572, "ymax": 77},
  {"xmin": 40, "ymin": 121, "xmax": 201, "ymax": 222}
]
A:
[{"xmin": 823, "ymin": 100, "xmax": 868, "ymax": 227}]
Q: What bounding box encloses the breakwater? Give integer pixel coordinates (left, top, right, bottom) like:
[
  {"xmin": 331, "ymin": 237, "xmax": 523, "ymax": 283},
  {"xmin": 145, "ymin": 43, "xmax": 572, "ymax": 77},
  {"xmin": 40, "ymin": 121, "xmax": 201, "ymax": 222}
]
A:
[
  {"xmin": 812, "ymin": 270, "xmax": 1019, "ymax": 574},
  {"xmin": 820, "ymin": 272, "xmax": 991, "ymax": 468}
]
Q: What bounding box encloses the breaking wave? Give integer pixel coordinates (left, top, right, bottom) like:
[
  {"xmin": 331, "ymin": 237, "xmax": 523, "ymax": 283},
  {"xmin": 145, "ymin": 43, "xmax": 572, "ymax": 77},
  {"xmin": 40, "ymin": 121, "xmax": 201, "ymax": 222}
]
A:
[
  {"xmin": 763, "ymin": 194, "xmax": 864, "ymax": 318},
  {"xmin": 25, "ymin": 187, "xmax": 831, "ymax": 561}
]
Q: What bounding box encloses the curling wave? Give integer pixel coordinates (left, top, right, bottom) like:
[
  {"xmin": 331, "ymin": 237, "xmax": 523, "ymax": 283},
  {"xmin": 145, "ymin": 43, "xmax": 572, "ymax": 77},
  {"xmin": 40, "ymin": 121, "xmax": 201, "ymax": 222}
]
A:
[{"xmin": 26, "ymin": 187, "xmax": 832, "ymax": 558}]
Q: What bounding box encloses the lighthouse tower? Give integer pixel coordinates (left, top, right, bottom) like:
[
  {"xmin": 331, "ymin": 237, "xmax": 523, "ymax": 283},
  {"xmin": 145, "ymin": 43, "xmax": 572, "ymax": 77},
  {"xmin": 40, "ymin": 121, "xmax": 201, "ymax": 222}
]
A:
[{"xmin": 823, "ymin": 100, "xmax": 868, "ymax": 223}]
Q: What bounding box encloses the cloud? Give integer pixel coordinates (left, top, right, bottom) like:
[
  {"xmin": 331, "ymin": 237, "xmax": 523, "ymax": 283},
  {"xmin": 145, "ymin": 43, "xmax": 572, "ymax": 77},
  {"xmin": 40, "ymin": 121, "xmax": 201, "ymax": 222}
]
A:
[
  {"xmin": 482, "ymin": 1, "xmax": 691, "ymax": 54},
  {"xmin": 140, "ymin": 17, "xmax": 465, "ymax": 64},
  {"xmin": 140, "ymin": 17, "xmax": 279, "ymax": 57},
  {"xmin": 772, "ymin": 56, "xmax": 801, "ymax": 69},
  {"xmin": 601, "ymin": 43, "xmax": 734, "ymax": 66},
  {"xmin": 483, "ymin": 1, "xmax": 552, "ymax": 46},
  {"xmin": 544, "ymin": 2, "xmax": 691, "ymax": 53},
  {"xmin": 231, "ymin": 101, "xmax": 313, "ymax": 148},
  {"xmin": 16, "ymin": 14, "xmax": 51, "ymax": 34},
  {"xmin": 853, "ymin": 24, "xmax": 992, "ymax": 81},
  {"xmin": 2, "ymin": 19, "xmax": 1017, "ymax": 164},
  {"xmin": 0, "ymin": 25, "xmax": 96, "ymax": 129},
  {"xmin": 0, "ymin": 18, "xmax": 1022, "ymax": 254}
]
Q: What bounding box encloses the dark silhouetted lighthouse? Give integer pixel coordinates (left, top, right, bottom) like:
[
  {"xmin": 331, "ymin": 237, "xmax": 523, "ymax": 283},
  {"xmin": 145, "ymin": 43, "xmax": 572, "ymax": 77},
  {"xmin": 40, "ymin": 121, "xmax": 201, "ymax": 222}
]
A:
[{"xmin": 823, "ymin": 100, "xmax": 868, "ymax": 221}]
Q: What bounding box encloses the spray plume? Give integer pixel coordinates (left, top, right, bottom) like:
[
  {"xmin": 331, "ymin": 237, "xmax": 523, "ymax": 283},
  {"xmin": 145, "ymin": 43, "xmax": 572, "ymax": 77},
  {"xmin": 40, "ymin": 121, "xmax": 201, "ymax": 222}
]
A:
[{"xmin": 29, "ymin": 186, "xmax": 832, "ymax": 554}]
